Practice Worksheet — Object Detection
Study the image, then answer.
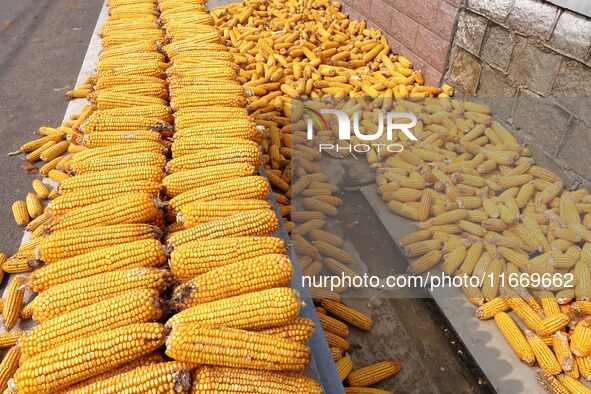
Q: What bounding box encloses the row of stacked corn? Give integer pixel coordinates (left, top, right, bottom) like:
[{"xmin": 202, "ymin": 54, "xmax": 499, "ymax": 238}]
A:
[{"xmin": 0, "ymin": 0, "xmax": 340, "ymax": 392}]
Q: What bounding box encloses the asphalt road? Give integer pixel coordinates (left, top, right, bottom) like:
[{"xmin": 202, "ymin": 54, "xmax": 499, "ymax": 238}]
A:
[{"xmin": 0, "ymin": 0, "xmax": 103, "ymax": 255}]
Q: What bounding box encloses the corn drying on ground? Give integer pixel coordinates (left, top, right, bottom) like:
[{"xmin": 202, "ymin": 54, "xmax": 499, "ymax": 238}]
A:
[{"xmin": 1, "ymin": 0, "xmax": 585, "ymax": 393}]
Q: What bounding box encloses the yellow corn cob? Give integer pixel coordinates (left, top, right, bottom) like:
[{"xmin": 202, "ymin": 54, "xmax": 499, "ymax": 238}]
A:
[
  {"xmin": 331, "ymin": 347, "xmax": 344, "ymax": 362},
  {"xmin": 46, "ymin": 192, "xmax": 161, "ymax": 232},
  {"xmin": 2, "ymin": 257, "xmax": 34, "ymax": 274},
  {"xmin": 553, "ymin": 331, "xmax": 575, "ymax": 372},
  {"xmin": 81, "ymin": 130, "xmax": 162, "ymax": 148},
  {"xmin": 25, "ymin": 193, "xmax": 43, "ymax": 219},
  {"xmin": 535, "ymin": 313, "xmax": 570, "ymax": 336},
  {"xmin": 95, "ymin": 91, "xmax": 167, "ymax": 110},
  {"xmin": 27, "ymin": 239, "xmax": 166, "ymax": 292},
  {"xmin": 72, "ymin": 140, "xmax": 165, "ymax": 165},
  {"xmin": 178, "ymin": 199, "xmax": 270, "ymax": 227},
  {"xmin": 173, "ymin": 119, "xmax": 257, "ymax": 141},
  {"xmin": 571, "ymin": 319, "xmax": 591, "ymax": 357},
  {"xmin": 166, "ymin": 287, "xmax": 299, "ymax": 330},
  {"xmin": 64, "ymin": 361, "xmax": 192, "ymax": 394},
  {"xmin": 309, "ymin": 229, "xmax": 344, "ymax": 248},
  {"xmin": 0, "ymin": 331, "xmax": 26, "ymax": 349},
  {"xmin": 578, "ymin": 354, "xmax": 591, "ymax": 380},
  {"xmin": 170, "ymin": 254, "xmax": 292, "ymax": 310},
  {"xmin": 174, "ymin": 109, "xmax": 250, "ymax": 130},
  {"xmin": 407, "ymin": 249, "xmax": 443, "ymax": 274},
  {"xmin": 526, "ymin": 330, "xmax": 562, "ymax": 375},
  {"xmin": 95, "ymin": 75, "xmax": 165, "ymax": 90},
  {"xmin": 72, "ymin": 151, "xmax": 167, "ymax": 174},
  {"xmin": 170, "ymin": 236, "xmax": 285, "ymax": 279},
  {"xmin": 170, "ymin": 93, "xmax": 245, "ymax": 110},
  {"xmin": 166, "ymin": 146, "xmax": 260, "ymax": 173},
  {"xmin": 21, "ymin": 289, "xmax": 162, "ymax": 358},
  {"xmin": 259, "ymin": 317, "xmax": 315, "ymax": 343},
  {"xmin": 441, "ymin": 246, "xmax": 467, "ymax": 275},
  {"xmin": 36, "ymin": 223, "xmax": 161, "ymax": 263},
  {"xmin": 32, "ymin": 268, "xmax": 172, "ymax": 322},
  {"xmin": 318, "ymin": 312, "xmax": 349, "ymax": 337},
  {"xmin": 171, "ymin": 138, "xmax": 256, "ymax": 159},
  {"xmin": 321, "ymin": 299, "xmax": 373, "ymax": 331},
  {"xmin": 95, "ymin": 83, "xmax": 169, "ymax": 100},
  {"xmin": 558, "ymin": 374, "xmax": 591, "ymax": 394},
  {"xmin": 403, "ymin": 239, "xmax": 442, "ymax": 257},
  {"xmin": 494, "ymin": 312, "xmax": 535, "ymax": 365},
  {"xmin": 32, "ymin": 179, "xmax": 50, "ymax": 199},
  {"xmin": 476, "ymin": 298, "xmax": 510, "ymax": 320},
  {"xmin": 539, "ymin": 291, "xmax": 561, "ymax": 317},
  {"xmin": 0, "ymin": 347, "xmax": 20, "ymax": 393},
  {"xmin": 12, "ymin": 201, "xmax": 29, "ymax": 226},
  {"xmin": 165, "ymin": 325, "xmax": 309, "ymax": 372},
  {"xmin": 292, "ymin": 219, "xmax": 325, "ymax": 237},
  {"xmin": 13, "ymin": 323, "xmax": 166, "ymax": 394},
  {"xmin": 347, "ymin": 360, "xmax": 401, "ymax": 387},
  {"xmin": 49, "ymin": 181, "xmax": 161, "ymax": 215},
  {"xmin": 83, "ymin": 114, "xmax": 171, "ymax": 133},
  {"xmin": 167, "ymin": 209, "xmax": 278, "ymax": 249},
  {"xmin": 313, "ymin": 240, "xmax": 352, "ymax": 264},
  {"xmin": 59, "ymin": 167, "xmax": 163, "ymax": 192},
  {"xmin": 167, "ymin": 176, "xmax": 269, "ymax": 213},
  {"xmin": 3, "ymin": 276, "xmax": 25, "ymax": 331},
  {"xmin": 191, "ymin": 366, "xmax": 322, "ymax": 394},
  {"xmin": 47, "ymin": 169, "xmax": 70, "ymax": 183},
  {"xmin": 301, "ymin": 197, "xmax": 338, "ymax": 216},
  {"xmin": 506, "ymin": 296, "xmax": 544, "ymax": 330},
  {"xmin": 336, "ymin": 355, "xmax": 353, "ymax": 381}
]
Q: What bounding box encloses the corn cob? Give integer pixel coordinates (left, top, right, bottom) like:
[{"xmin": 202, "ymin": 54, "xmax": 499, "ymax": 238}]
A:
[
  {"xmin": 347, "ymin": 360, "xmax": 401, "ymax": 387},
  {"xmin": 317, "ymin": 313, "xmax": 349, "ymax": 337},
  {"xmin": 63, "ymin": 361, "xmax": 192, "ymax": 394},
  {"xmin": 0, "ymin": 347, "xmax": 20, "ymax": 393},
  {"xmin": 25, "ymin": 193, "xmax": 43, "ymax": 218},
  {"xmin": 167, "ymin": 176, "xmax": 270, "ymax": 212},
  {"xmin": 39, "ymin": 140, "xmax": 69, "ymax": 162},
  {"xmin": 83, "ymin": 114, "xmax": 171, "ymax": 133},
  {"xmin": 13, "ymin": 323, "xmax": 166, "ymax": 393},
  {"xmin": 557, "ymin": 374, "xmax": 591, "ymax": 394},
  {"xmin": 59, "ymin": 167, "xmax": 164, "ymax": 192},
  {"xmin": 526, "ymin": 330, "xmax": 562, "ymax": 375},
  {"xmin": 321, "ymin": 300, "xmax": 373, "ymax": 331},
  {"xmin": 32, "ymin": 179, "xmax": 50, "ymax": 199},
  {"xmin": 71, "ymin": 140, "xmax": 165, "ymax": 165},
  {"xmin": 72, "ymin": 151, "xmax": 167, "ymax": 174},
  {"xmin": 81, "ymin": 130, "xmax": 163, "ymax": 148},
  {"xmin": 170, "ymin": 236, "xmax": 285, "ymax": 279},
  {"xmin": 170, "ymin": 254, "xmax": 292, "ymax": 310},
  {"xmin": 171, "ymin": 137, "xmax": 257, "ymax": 158},
  {"xmin": 21, "ymin": 289, "xmax": 162, "ymax": 358},
  {"xmin": 259, "ymin": 317, "xmax": 315, "ymax": 343},
  {"xmin": 3, "ymin": 277, "xmax": 25, "ymax": 331},
  {"xmin": 36, "ymin": 223, "xmax": 161, "ymax": 263},
  {"xmin": 167, "ymin": 209, "xmax": 278, "ymax": 249},
  {"xmin": 494, "ymin": 312, "xmax": 535, "ymax": 365},
  {"xmin": 46, "ymin": 192, "xmax": 160, "ymax": 232},
  {"xmin": 26, "ymin": 140, "xmax": 56, "ymax": 162},
  {"xmin": 571, "ymin": 319, "xmax": 591, "ymax": 357},
  {"xmin": 95, "ymin": 91, "xmax": 167, "ymax": 110},
  {"xmin": 32, "ymin": 268, "xmax": 172, "ymax": 322},
  {"xmin": 165, "ymin": 325, "xmax": 309, "ymax": 372},
  {"xmin": 12, "ymin": 201, "xmax": 29, "ymax": 226},
  {"xmin": 336, "ymin": 355, "xmax": 353, "ymax": 381},
  {"xmin": 49, "ymin": 181, "xmax": 161, "ymax": 215},
  {"xmin": 162, "ymin": 163, "xmax": 256, "ymax": 197},
  {"xmin": 0, "ymin": 331, "xmax": 26, "ymax": 349},
  {"xmin": 535, "ymin": 313, "xmax": 570, "ymax": 336},
  {"xmin": 166, "ymin": 146, "xmax": 260, "ymax": 173},
  {"xmin": 94, "ymin": 83, "xmax": 169, "ymax": 100},
  {"xmin": 178, "ymin": 199, "xmax": 270, "ymax": 227},
  {"xmin": 27, "ymin": 239, "xmax": 166, "ymax": 292},
  {"xmin": 506, "ymin": 296, "xmax": 543, "ymax": 331},
  {"xmin": 166, "ymin": 287, "xmax": 299, "ymax": 330},
  {"xmin": 191, "ymin": 366, "xmax": 322, "ymax": 394},
  {"xmin": 553, "ymin": 331, "xmax": 575, "ymax": 372},
  {"xmin": 19, "ymin": 134, "xmax": 62, "ymax": 153}
]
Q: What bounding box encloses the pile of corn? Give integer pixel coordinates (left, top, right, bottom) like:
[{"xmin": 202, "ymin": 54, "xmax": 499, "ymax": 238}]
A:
[{"xmin": 0, "ymin": 0, "xmax": 340, "ymax": 392}]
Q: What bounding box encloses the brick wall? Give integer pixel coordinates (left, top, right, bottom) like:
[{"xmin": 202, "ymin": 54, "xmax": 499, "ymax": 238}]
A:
[
  {"xmin": 444, "ymin": 0, "xmax": 591, "ymax": 187},
  {"xmin": 338, "ymin": 0, "xmax": 460, "ymax": 85}
]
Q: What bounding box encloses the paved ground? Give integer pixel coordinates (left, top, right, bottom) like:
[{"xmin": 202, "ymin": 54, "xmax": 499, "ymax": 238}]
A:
[{"xmin": 0, "ymin": 0, "xmax": 103, "ymax": 255}]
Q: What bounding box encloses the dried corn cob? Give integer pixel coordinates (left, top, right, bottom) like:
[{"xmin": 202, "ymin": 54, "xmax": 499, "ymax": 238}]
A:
[{"xmin": 3, "ymin": 277, "xmax": 25, "ymax": 331}]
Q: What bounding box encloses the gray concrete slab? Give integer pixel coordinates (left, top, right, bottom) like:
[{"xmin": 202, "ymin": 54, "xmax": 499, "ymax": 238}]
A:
[{"xmin": 0, "ymin": 0, "xmax": 104, "ymax": 257}]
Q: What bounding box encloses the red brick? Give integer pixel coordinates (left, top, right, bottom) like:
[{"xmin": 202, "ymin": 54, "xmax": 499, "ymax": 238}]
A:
[
  {"xmin": 388, "ymin": 0, "xmax": 439, "ymax": 28},
  {"xmin": 340, "ymin": 0, "xmax": 353, "ymax": 6},
  {"xmin": 414, "ymin": 27, "xmax": 450, "ymax": 71},
  {"xmin": 433, "ymin": 1, "xmax": 459, "ymax": 40},
  {"xmin": 388, "ymin": 7, "xmax": 419, "ymax": 49},
  {"xmin": 370, "ymin": 0, "xmax": 394, "ymax": 32}
]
